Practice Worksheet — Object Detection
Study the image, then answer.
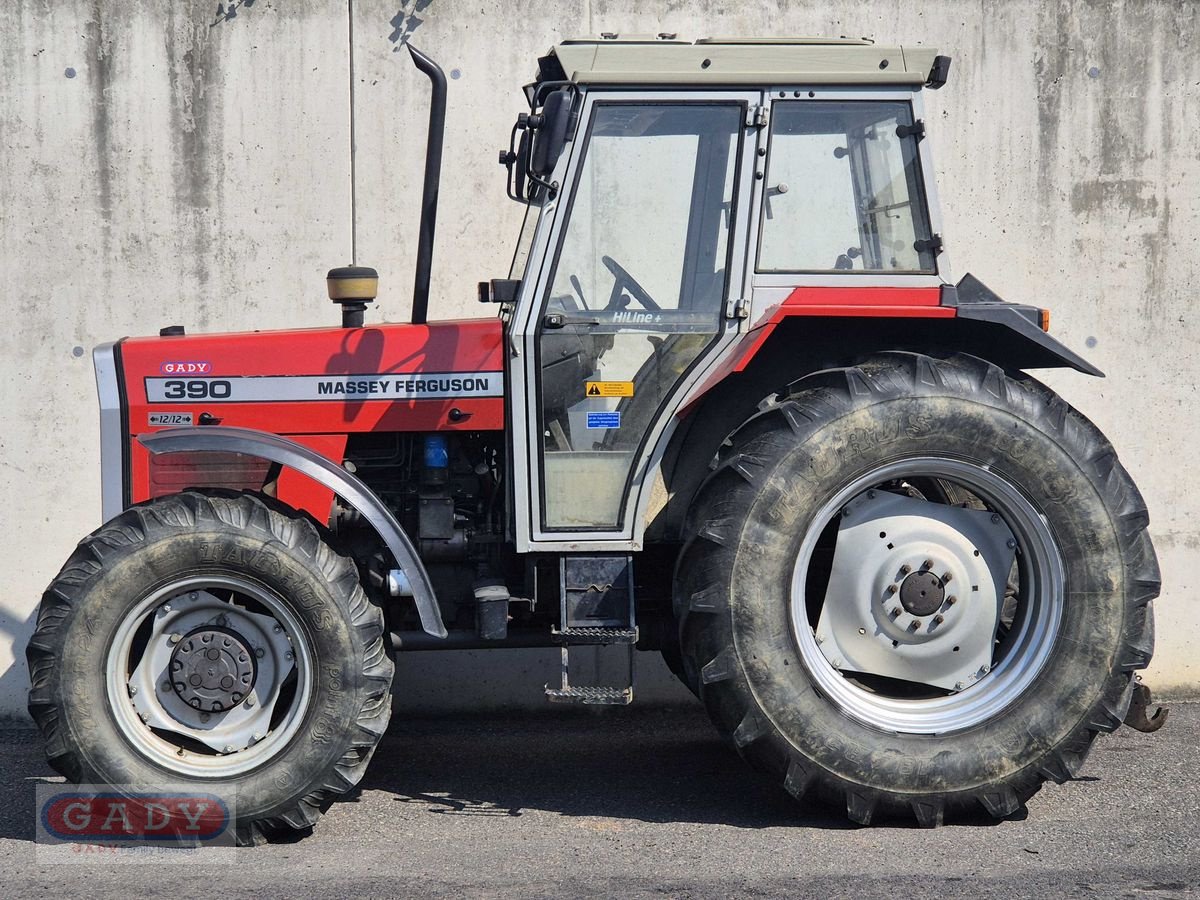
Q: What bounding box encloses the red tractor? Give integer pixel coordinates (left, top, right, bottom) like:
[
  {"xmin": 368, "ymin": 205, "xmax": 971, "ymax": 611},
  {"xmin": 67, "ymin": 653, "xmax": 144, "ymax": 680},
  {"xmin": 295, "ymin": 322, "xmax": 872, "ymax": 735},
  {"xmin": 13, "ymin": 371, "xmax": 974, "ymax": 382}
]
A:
[{"xmin": 28, "ymin": 36, "xmax": 1162, "ymax": 842}]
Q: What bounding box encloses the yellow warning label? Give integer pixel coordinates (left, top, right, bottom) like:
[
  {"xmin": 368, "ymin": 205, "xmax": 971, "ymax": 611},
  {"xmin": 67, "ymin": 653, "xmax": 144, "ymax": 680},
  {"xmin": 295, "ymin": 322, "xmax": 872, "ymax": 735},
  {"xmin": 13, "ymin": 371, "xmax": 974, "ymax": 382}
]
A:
[{"xmin": 585, "ymin": 381, "xmax": 635, "ymax": 398}]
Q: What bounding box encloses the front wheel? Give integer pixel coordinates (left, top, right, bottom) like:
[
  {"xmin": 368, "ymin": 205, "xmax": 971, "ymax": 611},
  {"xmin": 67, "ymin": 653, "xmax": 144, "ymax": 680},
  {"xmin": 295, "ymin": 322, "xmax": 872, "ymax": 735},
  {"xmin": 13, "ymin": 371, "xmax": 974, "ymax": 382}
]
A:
[
  {"xmin": 676, "ymin": 353, "xmax": 1159, "ymax": 825},
  {"xmin": 26, "ymin": 491, "xmax": 394, "ymax": 844}
]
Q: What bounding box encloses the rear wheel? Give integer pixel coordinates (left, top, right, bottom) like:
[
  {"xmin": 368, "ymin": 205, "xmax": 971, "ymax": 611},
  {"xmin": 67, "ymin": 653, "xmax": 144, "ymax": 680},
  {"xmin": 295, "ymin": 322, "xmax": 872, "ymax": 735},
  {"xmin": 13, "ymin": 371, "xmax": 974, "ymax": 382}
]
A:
[
  {"xmin": 676, "ymin": 353, "xmax": 1159, "ymax": 825},
  {"xmin": 26, "ymin": 491, "xmax": 393, "ymax": 844}
]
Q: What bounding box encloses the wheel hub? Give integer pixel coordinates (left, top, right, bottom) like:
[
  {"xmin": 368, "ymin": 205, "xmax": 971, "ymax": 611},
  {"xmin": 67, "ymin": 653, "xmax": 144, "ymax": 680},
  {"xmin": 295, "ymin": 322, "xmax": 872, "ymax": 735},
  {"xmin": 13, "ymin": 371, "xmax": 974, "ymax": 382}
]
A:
[
  {"xmin": 170, "ymin": 626, "xmax": 257, "ymax": 712},
  {"xmin": 812, "ymin": 489, "xmax": 1018, "ymax": 691},
  {"xmin": 125, "ymin": 587, "xmax": 299, "ymax": 757},
  {"xmin": 899, "ymin": 569, "xmax": 945, "ymax": 616}
]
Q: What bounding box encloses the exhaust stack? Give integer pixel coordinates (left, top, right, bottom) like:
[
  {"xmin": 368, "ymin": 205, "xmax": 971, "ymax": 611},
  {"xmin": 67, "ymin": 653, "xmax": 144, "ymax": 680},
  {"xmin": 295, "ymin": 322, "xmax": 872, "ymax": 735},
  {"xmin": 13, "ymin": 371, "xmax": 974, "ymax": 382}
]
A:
[{"xmin": 406, "ymin": 44, "xmax": 447, "ymax": 327}]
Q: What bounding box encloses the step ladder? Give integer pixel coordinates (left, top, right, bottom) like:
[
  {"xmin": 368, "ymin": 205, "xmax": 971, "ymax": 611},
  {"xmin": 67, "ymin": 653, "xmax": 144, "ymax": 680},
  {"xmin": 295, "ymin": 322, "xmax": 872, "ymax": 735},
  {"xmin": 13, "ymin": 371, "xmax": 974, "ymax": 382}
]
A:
[{"xmin": 545, "ymin": 555, "xmax": 636, "ymax": 705}]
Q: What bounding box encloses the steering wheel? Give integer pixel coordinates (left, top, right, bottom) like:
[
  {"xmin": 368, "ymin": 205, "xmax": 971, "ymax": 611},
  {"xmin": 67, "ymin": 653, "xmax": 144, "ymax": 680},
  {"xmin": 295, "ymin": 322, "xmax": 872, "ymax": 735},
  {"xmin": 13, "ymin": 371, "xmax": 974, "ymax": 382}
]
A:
[{"xmin": 601, "ymin": 255, "xmax": 661, "ymax": 312}]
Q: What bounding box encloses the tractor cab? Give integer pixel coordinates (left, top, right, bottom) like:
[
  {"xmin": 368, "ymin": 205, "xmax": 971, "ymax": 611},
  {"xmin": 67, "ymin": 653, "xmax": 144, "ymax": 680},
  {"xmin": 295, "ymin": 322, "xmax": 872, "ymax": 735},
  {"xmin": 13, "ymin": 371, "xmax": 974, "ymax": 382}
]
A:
[{"xmin": 490, "ymin": 36, "xmax": 948, "ymax": 547}]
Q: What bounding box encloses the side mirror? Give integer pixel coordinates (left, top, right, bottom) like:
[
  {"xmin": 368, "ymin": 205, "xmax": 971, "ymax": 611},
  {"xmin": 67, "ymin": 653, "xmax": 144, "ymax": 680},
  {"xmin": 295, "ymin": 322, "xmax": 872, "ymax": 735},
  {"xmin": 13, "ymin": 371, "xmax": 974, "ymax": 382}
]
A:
[
  {"xmin": 530, "ymin": 89, "xmax": 572, "ymax": 178},
  {"xmin": 514, "ymin": 128, "xmax": 531, "ymax": 198}
]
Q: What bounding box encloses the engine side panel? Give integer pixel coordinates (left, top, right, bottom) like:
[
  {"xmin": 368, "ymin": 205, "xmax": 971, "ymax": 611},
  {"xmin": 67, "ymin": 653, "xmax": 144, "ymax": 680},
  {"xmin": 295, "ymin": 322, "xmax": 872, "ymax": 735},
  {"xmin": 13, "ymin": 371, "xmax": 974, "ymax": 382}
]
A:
[{"xmin": 117, "ymin": 318, "xmax": 505, "ymax": 515}]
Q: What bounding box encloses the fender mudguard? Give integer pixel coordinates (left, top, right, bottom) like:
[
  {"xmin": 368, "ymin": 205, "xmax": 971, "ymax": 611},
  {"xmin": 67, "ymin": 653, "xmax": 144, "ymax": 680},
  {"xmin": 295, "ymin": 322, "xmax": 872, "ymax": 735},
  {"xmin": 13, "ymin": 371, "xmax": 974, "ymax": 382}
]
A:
[
  {"xmin": 946, "ymin": 274, "xmax": 1103, "ymax": 377},
  {"xmin": 139, "ymin": 425, "xmax": 447, "ymax": 639}
]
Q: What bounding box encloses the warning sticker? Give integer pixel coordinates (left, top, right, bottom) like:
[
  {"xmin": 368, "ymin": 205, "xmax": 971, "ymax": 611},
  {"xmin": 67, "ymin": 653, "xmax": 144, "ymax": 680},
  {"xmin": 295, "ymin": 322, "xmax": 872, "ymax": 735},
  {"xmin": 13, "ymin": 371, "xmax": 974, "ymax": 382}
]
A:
[
  {"xmin": 585, "ymin": 381, "xmax": 635, "ymax": 398},
  {"xmin": 586, "ymin": 411, "xmax": 621, "ymax": 429}
]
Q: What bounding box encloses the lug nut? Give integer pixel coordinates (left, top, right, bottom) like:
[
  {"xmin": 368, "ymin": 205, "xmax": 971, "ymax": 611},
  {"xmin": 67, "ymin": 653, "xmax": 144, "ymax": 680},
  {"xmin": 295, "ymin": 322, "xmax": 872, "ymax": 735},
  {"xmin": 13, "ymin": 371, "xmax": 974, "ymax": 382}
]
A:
[
  {"xmin": 128, "ymin": 685, "xmax": 138, "ymax": 696},
  {"xmin": 858, "ymin": 627, "xmax": 866, "ymax": 635},
  {"xmin": 252, "ymin": 733, "xmax": 264, "ymax": 743},
  {"xmin": 942, "ymin": 572, "xmax": 953, "ymax": 584},
  {"xmin": 189, "ymin": 592, "xmax": 199, "ymax": 601},
  {"xmin": 168, "ymin": 633, "xmax": 182, "ymax": 645},
  {"xmin": 161, "ymin": 681, "xmax": 172, "ymax": 692},
  {"xmin": 922, "ymin": 559, "xmax": 934, "ymax": 570},
  {"xmin": 890, "ymin": 607, "xmax": 902, "ymax": 618},
  {"xmin": 886, "ymin": 584, "xmax": 898, "ymax": 595},
  {"xmin": 223, "ymin": 745, "xmax": 236, "ymax": 754},
  {"xmin": 933, "ymin": 615, "xmax": 945, "ymax": 625},
  {"xmin": 255, "ymin": 647, "xmax": 265, "ymax": 659},
  {"xmin": 285, "ymin": 650, "xmax": 294, "ymax": 661},
  {"xmin": 138, "ymin": 712, "xmax": 149, "ymax": 723},
  {"xmin": 273, "ymin": 624, "xmax": 283, "ymax": 634},
  {"xmin": 908, "ymin": 620, "xmax": 921, "ymax": 631},
  {"xmin": 954, "ymin": 681, "xmax": 966, "ymax": 691},
  {"xmin": 1006, "ymin": 539, "xmax": 1017, "ymax": 550},
  {"xmin": 899, "ymin": 564, "xmax": 912, "ymax": 575},
  {"xmin": 946, "ymin": 596, "xmax": 957, "ymax": 606},
  {"xmin": 991, "ymin": 513, "xmax": 1001, "ymax": 524},
  {"xmin": 244, "ymin": 697, "xmax": 255, "ymax": 709}
]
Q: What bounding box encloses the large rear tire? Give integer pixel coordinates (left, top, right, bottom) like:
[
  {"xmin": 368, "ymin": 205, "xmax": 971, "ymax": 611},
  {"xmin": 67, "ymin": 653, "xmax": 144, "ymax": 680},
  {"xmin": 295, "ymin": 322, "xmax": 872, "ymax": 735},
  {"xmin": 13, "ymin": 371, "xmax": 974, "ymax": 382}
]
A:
[
  {"xmin": 26, "ymin": 491, "xmax": 393, "ymax": 844},
  {"xmin": 675, "ymin": 352, "xmax": 1159, "ymax": 825}
]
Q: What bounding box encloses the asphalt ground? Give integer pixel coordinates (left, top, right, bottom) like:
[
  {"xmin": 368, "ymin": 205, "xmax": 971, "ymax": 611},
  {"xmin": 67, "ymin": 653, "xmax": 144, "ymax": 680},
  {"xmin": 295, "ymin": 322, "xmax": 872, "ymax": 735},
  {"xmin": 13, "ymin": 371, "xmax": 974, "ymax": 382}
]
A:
[{"xmin": 0, "ymin": 699, "xmax": 1197, "ymax": 899}]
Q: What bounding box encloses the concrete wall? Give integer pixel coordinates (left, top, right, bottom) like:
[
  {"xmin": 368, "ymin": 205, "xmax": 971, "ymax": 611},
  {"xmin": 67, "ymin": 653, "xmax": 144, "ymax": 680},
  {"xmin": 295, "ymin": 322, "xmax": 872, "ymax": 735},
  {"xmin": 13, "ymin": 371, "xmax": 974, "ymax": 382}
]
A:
[{"xmin": 1, "ymin": 0, "xmax": 1196, "ymax": 719}]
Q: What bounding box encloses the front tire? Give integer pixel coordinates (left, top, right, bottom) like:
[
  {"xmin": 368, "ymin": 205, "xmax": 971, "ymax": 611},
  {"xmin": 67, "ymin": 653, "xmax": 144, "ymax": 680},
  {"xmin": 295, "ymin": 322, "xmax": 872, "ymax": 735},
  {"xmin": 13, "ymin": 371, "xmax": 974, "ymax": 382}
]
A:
[
  {"xmin": 26, "ymin": 491, "xmax": 393, "ymax": 844},
  {"xmin": 676, "ymin": 353, "xmax": 1159, "ymax": 825}
]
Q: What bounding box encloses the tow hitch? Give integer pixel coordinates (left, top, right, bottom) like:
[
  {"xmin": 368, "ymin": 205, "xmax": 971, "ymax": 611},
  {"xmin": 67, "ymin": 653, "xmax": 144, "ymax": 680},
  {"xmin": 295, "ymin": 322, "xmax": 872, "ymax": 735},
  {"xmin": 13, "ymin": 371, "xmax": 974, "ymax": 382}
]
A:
[{"xmin": 1124, "ymin": 679, "xmax": 1169, "ymax": 733}]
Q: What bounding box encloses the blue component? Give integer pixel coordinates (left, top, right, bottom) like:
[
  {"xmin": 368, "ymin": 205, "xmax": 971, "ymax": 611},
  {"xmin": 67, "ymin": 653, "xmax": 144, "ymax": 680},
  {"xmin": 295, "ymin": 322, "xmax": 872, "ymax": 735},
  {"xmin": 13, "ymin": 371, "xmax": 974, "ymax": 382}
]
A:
[
  {"xmin": 586, "ymin": 411, "xmax": 621, "ymax": 430},
  {"xmin": 423, "ymin": 434, "xmax": 449, "ymax": 469}
]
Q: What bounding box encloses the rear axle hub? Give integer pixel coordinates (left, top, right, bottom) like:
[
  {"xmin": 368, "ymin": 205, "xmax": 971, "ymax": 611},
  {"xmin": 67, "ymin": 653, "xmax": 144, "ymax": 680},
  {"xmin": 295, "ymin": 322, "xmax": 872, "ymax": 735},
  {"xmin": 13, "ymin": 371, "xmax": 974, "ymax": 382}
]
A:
[
  {"xmin": 899, "ymin": 570, "xmax": 945, "ymax": 616},
  {"xmin": 170, "ymin": 626, "xmax": 257, "ymax": 713}
]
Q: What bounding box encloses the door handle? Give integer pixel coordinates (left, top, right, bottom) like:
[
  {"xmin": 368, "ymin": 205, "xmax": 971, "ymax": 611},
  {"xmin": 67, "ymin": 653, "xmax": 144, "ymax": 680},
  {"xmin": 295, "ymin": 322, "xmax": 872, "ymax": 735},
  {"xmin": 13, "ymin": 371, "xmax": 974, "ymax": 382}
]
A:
[{"xmin": 543, "ymin": 313, "xmax": 599, "ymax": 329}]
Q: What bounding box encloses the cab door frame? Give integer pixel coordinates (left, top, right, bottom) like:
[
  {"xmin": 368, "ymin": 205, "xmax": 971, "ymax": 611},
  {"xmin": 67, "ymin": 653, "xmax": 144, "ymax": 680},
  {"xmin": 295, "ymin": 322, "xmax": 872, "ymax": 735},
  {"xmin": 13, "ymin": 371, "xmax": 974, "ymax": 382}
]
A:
[{"xmin": 507, "ymin": 88, "xmax": 764, "ymax": 552}]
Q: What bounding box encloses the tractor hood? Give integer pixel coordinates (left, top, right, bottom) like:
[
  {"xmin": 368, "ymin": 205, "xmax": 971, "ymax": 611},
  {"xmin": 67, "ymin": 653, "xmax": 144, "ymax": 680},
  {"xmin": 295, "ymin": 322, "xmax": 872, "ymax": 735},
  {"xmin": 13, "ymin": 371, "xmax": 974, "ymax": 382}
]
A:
[{"xmin": 118, "ymin": 318, "xmax": 505, "ymax": 437}]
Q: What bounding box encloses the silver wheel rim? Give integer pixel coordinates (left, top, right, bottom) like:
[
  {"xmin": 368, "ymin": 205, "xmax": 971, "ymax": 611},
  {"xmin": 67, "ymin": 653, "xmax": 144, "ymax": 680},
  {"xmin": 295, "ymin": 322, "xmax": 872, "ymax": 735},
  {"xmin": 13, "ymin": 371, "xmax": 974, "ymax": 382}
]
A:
[
  {"xmin": 106, "ymin": 575, "xmax": 314, "ymax": 778},
  {"xmin": 788, "ymin": 457, "xmax": 1065, "ymax": 735}
]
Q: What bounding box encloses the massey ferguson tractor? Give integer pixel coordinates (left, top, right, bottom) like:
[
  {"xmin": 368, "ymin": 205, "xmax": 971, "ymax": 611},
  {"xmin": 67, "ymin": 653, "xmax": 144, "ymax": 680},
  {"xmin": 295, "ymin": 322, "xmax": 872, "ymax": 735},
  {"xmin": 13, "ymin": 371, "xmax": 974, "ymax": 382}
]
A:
[{"xmin": 27, "ymin": 36, "xmax": 1164, "ymax": 843}]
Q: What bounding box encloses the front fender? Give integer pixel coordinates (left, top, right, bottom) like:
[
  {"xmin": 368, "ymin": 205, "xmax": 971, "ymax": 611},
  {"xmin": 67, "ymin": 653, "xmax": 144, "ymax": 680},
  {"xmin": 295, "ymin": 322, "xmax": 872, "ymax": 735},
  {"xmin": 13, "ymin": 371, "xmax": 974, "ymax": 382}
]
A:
[{"xmin": 139, "ymin": 425, "xmax": 447, "ymax": 639}]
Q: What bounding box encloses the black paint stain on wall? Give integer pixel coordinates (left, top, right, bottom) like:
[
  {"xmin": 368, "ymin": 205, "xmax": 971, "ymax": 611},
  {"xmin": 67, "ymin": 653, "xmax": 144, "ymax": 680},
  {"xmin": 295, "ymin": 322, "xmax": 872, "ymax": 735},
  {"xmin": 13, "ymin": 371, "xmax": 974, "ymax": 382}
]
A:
[
  {"xmin": 85, "ymin": 0, "xmax": 115, "ymax": 237},
  {"xmin": 164, "ymin": 2, "xmax": 228, "ymax": 328}
]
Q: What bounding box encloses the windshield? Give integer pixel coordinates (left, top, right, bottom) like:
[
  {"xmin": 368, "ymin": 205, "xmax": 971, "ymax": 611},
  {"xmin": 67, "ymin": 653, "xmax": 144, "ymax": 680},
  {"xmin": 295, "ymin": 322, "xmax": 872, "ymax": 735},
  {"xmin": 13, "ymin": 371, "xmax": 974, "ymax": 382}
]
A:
[{"xmin": 508, "ymin": 201, "xmax": 542, "ymax": 280}]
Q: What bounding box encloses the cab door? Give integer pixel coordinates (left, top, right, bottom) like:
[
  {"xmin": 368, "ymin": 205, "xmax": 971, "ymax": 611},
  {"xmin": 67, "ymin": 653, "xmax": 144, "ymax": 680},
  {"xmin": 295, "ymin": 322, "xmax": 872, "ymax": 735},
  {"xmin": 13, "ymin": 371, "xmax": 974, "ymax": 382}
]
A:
[{"xmin": 510, "ymin": 92, "xmax": 759, "ymax": 549}]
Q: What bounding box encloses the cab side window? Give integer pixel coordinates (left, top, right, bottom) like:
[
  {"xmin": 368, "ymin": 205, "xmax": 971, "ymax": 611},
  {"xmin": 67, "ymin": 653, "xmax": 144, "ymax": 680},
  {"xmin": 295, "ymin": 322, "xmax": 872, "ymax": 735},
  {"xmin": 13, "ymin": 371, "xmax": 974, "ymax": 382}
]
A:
[{"xmin": 758, "ymin": 101, "xmax": 937, "ymax": 274}]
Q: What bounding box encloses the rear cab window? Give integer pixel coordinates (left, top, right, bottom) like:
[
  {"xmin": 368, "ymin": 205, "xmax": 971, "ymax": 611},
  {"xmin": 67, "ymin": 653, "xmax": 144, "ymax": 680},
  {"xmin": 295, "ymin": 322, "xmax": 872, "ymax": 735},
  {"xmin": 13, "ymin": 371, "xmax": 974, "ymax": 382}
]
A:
[{"xmin": 758, "ymin": 101, "xmax": 937, "ymax": 274}]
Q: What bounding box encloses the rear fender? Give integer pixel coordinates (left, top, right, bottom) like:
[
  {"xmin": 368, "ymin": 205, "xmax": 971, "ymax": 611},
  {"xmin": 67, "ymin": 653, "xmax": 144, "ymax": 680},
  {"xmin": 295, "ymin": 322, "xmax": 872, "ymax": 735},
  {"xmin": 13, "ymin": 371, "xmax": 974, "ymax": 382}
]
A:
[
  {"xmin": 653, "ymin": 286, "xmax": 1101, "ymax": 543},
  {"xmin": 138, "ymin": 425, "xmax": 447, "ymax": 638}
]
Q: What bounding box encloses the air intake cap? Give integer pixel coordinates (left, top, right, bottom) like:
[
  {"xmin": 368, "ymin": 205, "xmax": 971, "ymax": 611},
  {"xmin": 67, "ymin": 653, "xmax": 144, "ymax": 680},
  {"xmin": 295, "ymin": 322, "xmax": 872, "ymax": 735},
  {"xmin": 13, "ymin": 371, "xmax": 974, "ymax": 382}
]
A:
[{"xmin": 327, "ymin": 266, "xmax": 378, "ymax": 328}]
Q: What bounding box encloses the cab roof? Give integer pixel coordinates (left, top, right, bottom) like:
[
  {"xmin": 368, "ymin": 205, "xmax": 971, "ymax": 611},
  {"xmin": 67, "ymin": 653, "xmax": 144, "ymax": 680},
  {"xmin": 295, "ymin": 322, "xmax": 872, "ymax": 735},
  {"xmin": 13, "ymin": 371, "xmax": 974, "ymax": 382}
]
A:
[{"xmin": 544, "ymin": 35, "xmax": 945, "ymax": 88}]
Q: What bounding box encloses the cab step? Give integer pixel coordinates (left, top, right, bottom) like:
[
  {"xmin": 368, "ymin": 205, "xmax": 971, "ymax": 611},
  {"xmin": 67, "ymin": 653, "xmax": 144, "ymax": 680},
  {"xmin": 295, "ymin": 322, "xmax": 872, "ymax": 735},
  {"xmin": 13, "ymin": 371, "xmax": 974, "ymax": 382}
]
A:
[
  {"xmin": 552, "ymin": 626, "xmax": 639, "ymax": 644},
  {"xmin": 545, "ymin": 685, "xmax": 633, "ymax": 705},
  {"xmin": 544, "ymin": 555, "xmax": 636, "ymax": 706}
]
